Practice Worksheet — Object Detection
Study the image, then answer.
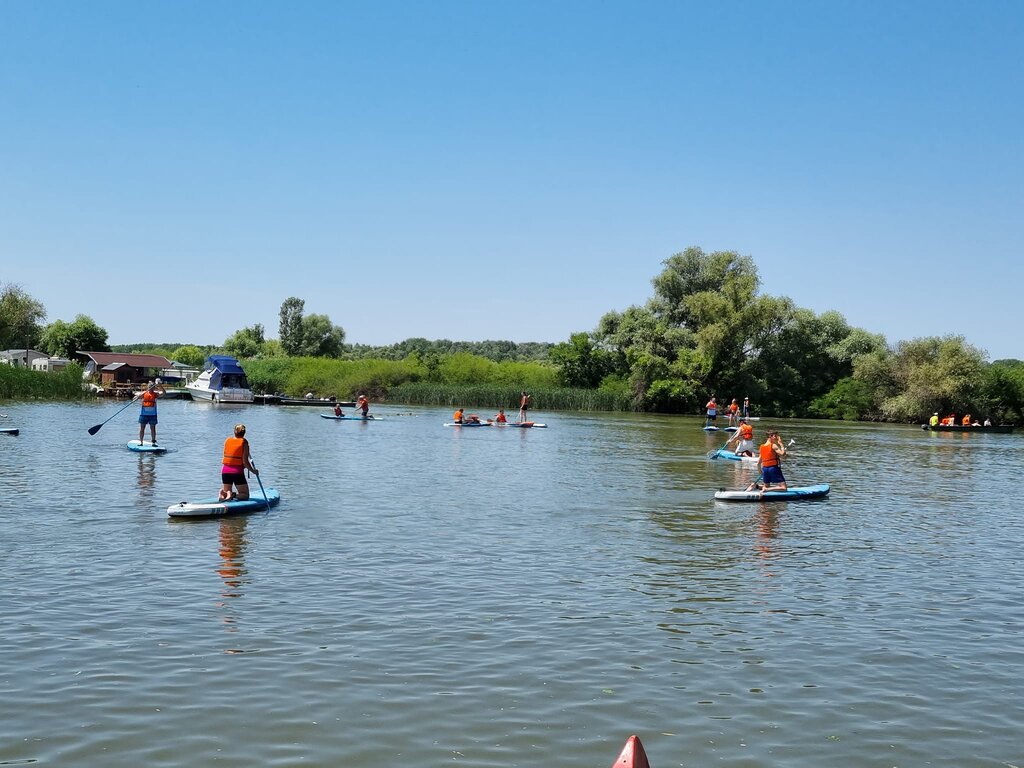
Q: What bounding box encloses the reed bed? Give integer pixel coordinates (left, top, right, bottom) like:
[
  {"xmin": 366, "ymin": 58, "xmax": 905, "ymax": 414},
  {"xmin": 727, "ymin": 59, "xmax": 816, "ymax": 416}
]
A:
[
  {"xmin": 0, "ymin": 363, "xmax": 90, "ymax": 400},
  {"xmin": 387, "ymin": 382, "xmax": 632, "ymax": 412}
]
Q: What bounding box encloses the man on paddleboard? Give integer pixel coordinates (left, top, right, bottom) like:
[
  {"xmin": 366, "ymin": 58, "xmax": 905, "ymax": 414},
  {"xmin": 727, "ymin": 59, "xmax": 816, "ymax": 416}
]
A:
[
  {"xmin": 748, "ymin": 430, "xmax": 788, "ymax": 494},
  {"xmin": 742, "ymin": 396, "xmax": 751, "ymax": 419},
  {"xmin": 356, "ymin": 394, "xmax": 370, "ymax": 418},
  {"xmin": 134, "ymin": 380, "xmax": 166, "ymax": 445},
  {"xmin": 705, "ymin": 396, "xmax": 717, "ymax": 427},
  {"xmin": 518, "ymin": 391, "xmax": 531, "ymax": 423}
]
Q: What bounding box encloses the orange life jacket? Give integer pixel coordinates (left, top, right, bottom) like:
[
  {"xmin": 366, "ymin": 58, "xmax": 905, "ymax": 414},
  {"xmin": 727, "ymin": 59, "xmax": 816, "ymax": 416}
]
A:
[
  {"xmin": 729, "ymin": 403, "xmax": 738, "ymax": 414},
  {"xmin": 961, "ymin": 415, "xmax": 971, "ymax": 426},
  {"xmin": 454, "ymin": 410, "xmax": 463, "ymax": 422},
  {"xmin": 495, "ymin": 413, "xmax": 507, "ymax": 423},
  {"xmin": 142, "ymin": 391, "xmax": 157, "ymax": 408},
  {"xmin": 759, "ymin": 441, "xmax": 778, "ymax": 467},
  {"xmin": 223, "ymin": 437, "xmax": 246, "ymax": 468},
  {"xmin": 740, "ymin": 423, "xmax": 753, "ymax": 440}
]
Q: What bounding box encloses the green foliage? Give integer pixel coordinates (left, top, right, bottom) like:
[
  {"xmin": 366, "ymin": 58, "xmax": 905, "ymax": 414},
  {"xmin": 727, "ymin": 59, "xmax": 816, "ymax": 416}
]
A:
[
  {"xmin": 0, "ymin": 283, "xmax": 46, "ymax": 350},
  {"xmin": 876, "ymin": 335, "xmax": 988, "ymax": 421},
  {"xmin": 550, "ymin": 332, "xmax": 617, "ymax": 388},
  {"xmin": 348, "ymin": 338, "xmax": 553, "ymax": 362},
  {"xmin": 223, "ymin": 324, "xmax": 265, "ymax": 359},
  {"xmin": 278, "ymin": 297, "xmax": 305, "ymax": 356},
  {"xmin": 171, "ymin": 345, "xmax": 207, "ymax": 368},
  {"xmin": 808, "ymin": 377, "xmax": 876, "ymax": 420},
  {"xmin": 388, "ymin": 382, "xmax": 631, "ymax": 411},
  {"xmin": 39, "ymin": 315, "xmax": 109, "ymax": 358},
  {"xmin": 244, "ymin": 356, "xmax": 425, "ymax": 399},
  {"xmin": 0, "ymin": 362, "xmax": 88, "ymax": 399}
]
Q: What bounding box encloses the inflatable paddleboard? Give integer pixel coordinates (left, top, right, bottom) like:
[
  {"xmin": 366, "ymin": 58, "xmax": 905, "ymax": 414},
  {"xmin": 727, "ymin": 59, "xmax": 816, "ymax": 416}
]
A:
[
  {"xmin": 168, "ymin": 488, "xmax": 281, "ymax": 518},
  {"xmin": 127, "ymin": 440, "xmax": 167, "ymax": 453},
  {"xmin": 320, "ymin": 414, "xmax": 380, "ymax": 420},
  {"xmin": 703, "ymin": 425, "xmax": 720, "ymax": 431},
  {"xmin": 492, "ymin": 421, "xmax": 547, "ymax": 428},
  {"xmin": 0, "ymin": 427, "xmax": 19, "ymax": 436},
  {"xmin": 724, "ymin": 426, "xmax": 738, "ymax": 432},
  {"xmin": 714, "ymin": 483, "xmax": 830, "ymax": 502},
  {"xmin": 710, "ymin": 448, "xmax": 758, "ymax": 463},
  {"xmin": 444, "ymin": 421, "xmax": 492, "ymax": 427}
]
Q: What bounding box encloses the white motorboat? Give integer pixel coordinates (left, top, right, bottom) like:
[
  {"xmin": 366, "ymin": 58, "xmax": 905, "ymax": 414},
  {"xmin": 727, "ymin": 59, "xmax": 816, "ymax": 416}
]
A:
[{"xmin": 185, "ymin": 355, "xmax": 254, "ymax": 403}]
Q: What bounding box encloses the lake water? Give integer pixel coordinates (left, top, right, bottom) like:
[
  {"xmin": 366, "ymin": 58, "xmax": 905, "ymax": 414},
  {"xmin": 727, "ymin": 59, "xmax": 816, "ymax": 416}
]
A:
[{"xmin": 1, "ymin": 400, "xmax": 1021, "ymax": 767}]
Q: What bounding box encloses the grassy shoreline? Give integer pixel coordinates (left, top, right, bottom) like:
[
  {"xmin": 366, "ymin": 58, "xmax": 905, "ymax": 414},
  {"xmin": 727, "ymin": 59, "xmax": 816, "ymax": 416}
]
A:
[{"xmin": 0, "ymin": 363, "xmax": 90, "ymax": 400}]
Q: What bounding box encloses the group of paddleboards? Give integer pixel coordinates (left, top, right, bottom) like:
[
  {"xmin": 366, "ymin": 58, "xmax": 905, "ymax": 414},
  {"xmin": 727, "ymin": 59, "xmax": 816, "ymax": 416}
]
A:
[{"xmin": 704, "ymin": 413, "xmax": 830, "ymax": 502}]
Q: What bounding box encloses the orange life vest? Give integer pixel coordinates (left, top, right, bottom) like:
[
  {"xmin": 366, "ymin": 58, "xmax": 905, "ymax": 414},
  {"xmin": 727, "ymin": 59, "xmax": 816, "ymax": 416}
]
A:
[
  {"xmin": 495, "ymin": 413, "xmax": 507, "ymax": 423},
  {"xmin": 142, "ymin": 390, "xmax": 157, "ymax": 408},
  {"xmin": 759, "ymin": 441, "xmax": 778, "ymax": 467},
  {"xmin": 453, "ymin": 410, "xmax": 464, "ymax": 422},
  {"xmin": 223, "ymin": 437, "xmax": 246, "ymax": 468},
  {"xmin": 961, "ymin": 415, "xmax": 971, "ymax": 426},
  {"xmin": 729, "ymin": 403, "xmax": 738, "ymax": 414},
  {"xmin": 740, "ymin": 423, "xmax": 753, "ymax": 440}
]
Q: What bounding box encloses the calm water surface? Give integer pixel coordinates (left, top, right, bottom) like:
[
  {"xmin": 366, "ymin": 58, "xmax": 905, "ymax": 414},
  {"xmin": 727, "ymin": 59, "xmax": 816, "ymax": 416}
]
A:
[{"xmin": 1, "ymin": 401, "xmax": 1022, "ymax": 767}]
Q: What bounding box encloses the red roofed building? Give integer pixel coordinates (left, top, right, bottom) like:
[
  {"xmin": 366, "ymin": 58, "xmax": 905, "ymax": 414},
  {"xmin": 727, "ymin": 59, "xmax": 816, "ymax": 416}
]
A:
[{"xmin": 78, "ymin": 351, "xmax": 173, "ymax": 386}]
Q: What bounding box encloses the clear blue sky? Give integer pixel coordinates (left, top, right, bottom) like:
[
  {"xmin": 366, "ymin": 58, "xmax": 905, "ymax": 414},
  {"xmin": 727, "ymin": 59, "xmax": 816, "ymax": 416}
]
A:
[{"xmin": 2, "ymin": 1, "xmax": 1021, "ymax": 359}]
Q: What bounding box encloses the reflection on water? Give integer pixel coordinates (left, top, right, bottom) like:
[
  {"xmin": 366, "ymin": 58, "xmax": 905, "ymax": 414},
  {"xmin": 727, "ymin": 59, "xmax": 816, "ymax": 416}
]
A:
[{"xmin": 1, "ymin": 403, "xmax": 1022, "ymax": 767}]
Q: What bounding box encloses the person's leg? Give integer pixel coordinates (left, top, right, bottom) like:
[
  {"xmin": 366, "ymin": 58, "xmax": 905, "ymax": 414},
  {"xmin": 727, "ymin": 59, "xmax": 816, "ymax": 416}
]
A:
[
  {"xmin": 235, "ymin": 477, "xmax": 250, "ymax": 501},
  {"xmin": 219, "ymin": 482, "xmax": 233, "ymax": 501}
]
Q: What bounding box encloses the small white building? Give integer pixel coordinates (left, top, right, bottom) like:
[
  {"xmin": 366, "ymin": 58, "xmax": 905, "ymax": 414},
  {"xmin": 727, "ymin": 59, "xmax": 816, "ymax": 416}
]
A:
[
  {"xmin": 0, "ymin": 349, "xmax": 50, "ymax": 368},
  {"xmin": 31, "ymin": 356, "xmax": 71, "ymax": 373}
]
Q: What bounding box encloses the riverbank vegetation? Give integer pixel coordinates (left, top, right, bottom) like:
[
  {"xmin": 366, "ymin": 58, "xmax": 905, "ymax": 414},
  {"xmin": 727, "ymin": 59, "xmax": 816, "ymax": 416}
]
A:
[
  {"xmin": 0, "ymin": 363, "xmax": 89, "ymax": 400},
  {"xmin": 9, "ymin": 248, "xmax": 1023, "ymax": 422}
]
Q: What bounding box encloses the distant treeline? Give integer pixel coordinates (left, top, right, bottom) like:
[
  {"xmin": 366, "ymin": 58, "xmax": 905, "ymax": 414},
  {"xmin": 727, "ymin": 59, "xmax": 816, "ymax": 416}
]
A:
[{"xmin": 21, "ymin": 248, "xmax": 1024, "ymax": 422}]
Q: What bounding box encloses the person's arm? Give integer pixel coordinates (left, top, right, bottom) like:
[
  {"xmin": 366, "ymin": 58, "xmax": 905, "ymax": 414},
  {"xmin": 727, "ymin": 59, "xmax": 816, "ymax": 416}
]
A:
[{"xmin": 242, "ymin": 441, "xmax": 258, "ymax": 474}]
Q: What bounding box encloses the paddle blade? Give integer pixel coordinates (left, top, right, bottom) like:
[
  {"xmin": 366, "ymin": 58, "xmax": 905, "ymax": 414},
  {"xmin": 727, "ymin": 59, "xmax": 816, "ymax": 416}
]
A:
[{"xmin": 87, "ymin": 424, "xmax": 102, "ymax": 436}]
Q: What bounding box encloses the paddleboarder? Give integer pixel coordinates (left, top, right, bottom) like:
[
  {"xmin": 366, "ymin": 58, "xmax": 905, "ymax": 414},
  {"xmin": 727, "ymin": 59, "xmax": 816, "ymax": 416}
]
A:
[
  {"xmin": 219, "ymin": 423, "xmax": 259, "ymax": 501},
  {"xmin": 747, "ymin": 430, "xmax": 788, "ymax": 494},
  {"xmin": 134, "ymin": 379, "xmax": 166, "ymax": 446},
  {"xmin": 724, "ymin": 418, "xmax": 755, "ymax": 456},
  {"xmin": 518, "ymin": 391, "xmax": 531, "ymax": 423},
  {"xmin": 727, "ymin": 398, "xmax": 740, "ymax": 427},
  {"xmin": 742, "ymin": 396, "xmax": 751, "ymax": 419},
  {"xmin": 333, "ymin": 403, "xmax": 344, "ymax": 417},
  {"xmin": 356, "ymin": 393, "xmax": 370, "ymax": 418},
  {"xmin": 705, "ymin": 395, "xmax": 718, "ymax": 428},
  {"xmin": 494, "ymin": 408, "xmax": 507, "ymax": 423}
]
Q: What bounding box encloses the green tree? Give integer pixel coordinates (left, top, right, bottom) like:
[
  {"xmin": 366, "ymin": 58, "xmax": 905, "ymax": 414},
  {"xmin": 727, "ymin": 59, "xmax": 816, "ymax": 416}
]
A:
[
  {"xmin": 0, "ymin": 283, "xmax": 46, "ymax": 349},
  {"xmin": 170, "ymin": 345, "xmax": 207, "ymax": 368},
  {"xmin": 279, "ymin": 297, "xmax": 305, "ymax": 356},
  {"xmin": 39, "ymin": 314, "xmax": 109, "ymax": 358},
  {"xmin": 550, "ymin": 332, "xmax": 616, "ymax": 388},
  {"xmin": 223, "ymin": 324, "xmax": 266, "ymax": 359},
  {"xmin": 298, "ymin": 314, "xmax": 345, "ymax": 358},
  {"xmin": 878, "ymin": 335, "xmax": 988, "ymax": 421}
]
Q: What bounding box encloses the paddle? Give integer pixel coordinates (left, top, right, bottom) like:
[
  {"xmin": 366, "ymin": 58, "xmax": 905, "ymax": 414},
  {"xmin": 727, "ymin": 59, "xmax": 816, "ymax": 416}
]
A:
[
  {"xmin": 87, "ymin": 396, "xmax": 139, "ymax": 436},
  {"xmin": 707, "ymin": 430, "xmax": 735, "ymax": 459},
  {"xmin": 249, "ymin": 458, "xmax": 271, "ymax": 511}
]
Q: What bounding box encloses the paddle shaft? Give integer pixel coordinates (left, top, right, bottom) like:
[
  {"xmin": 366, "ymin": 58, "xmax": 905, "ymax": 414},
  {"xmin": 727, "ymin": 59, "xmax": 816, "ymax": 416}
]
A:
[
  {"xmin": 249, "ymin": 458, "xmax": 270, "ymax": 510},
  {"xmin": 87, "ymin": 396, "xmax": 139, "ymax": 435}
]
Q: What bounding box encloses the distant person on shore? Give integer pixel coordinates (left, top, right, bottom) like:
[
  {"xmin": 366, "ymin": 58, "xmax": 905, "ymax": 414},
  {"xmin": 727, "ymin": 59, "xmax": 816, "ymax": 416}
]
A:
[
  {"xmin": 134, "ymin": 379, "xmax": 166, "ymax": 445},
  {"xmin": 356, "ymin": 394, "xmax": 369, "ymax": 418},
  {"xmin": 929, "ymin": 413, "xmax": 940, "ymax": 427},
  {"xmin": 705, "ymin": 396, "xmax": 718, "ymax": 427},
  {"xmin": 219, "ymin": 423, "xmax": 258, "ymax": 501},
  {"xmin": 747, "ymin": 430, "xmax": 788, "ymax": 494},
  {"xmin": 518, "ymin": 391, "xmax": 531, "ymax": 423},
  {"xmin": 494, "ymin": 408, "xmax": 507, "ymax": 423}
]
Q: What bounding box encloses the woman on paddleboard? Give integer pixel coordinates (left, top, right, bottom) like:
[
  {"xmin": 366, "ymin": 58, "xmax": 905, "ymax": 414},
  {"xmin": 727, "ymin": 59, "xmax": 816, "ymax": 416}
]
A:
[
  {"xmin": 725, "ymin": 418, "xmax": 755, "ymax": 456},
  {"xmin": 219, "ymin": 424, "xmax": 259, "ymax": 501}
]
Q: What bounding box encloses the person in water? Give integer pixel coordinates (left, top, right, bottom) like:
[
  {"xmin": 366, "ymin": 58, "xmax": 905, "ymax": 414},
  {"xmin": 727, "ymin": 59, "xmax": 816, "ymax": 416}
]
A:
[
  {"xmin": 494, "ymin": 408, "xmax": 507, "ymax": 423},
  {"xmin": 705, "ymin": 396, "xmax": 718, "ymax": 427},
  {"xmin": 219, "ymin": 423, "xmax": 258, "ymax": 501},
  {"xmin": 518, "ymin": 391, "xmax": 531, "ymax": 423},
  {"xmin": 356, "ymin": 394, "xmax": 370, "ymax": 418},
  {"xmin": 747, "ymin": 430, "xmax": 788, "ymax": 493},
  {"xmin": 725, "ymin": 418, "xmax": 755, "ymax": 456},
  {"xmin": 134, "ymin": 379, "xmax": 166, "ymax": 445}
]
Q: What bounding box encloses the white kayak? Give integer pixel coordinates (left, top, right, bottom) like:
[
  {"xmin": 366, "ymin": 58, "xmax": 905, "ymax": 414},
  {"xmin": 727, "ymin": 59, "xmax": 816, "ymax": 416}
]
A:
[
  {"xmin": 168, "ymin": 488, "xmax": 281, "ymax": 518},
  {"xmin": 714, "ymin": 484, "xmax": 830, "ymax": 502}
]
